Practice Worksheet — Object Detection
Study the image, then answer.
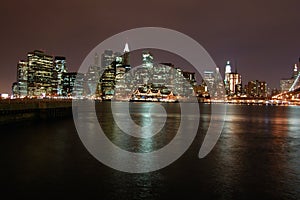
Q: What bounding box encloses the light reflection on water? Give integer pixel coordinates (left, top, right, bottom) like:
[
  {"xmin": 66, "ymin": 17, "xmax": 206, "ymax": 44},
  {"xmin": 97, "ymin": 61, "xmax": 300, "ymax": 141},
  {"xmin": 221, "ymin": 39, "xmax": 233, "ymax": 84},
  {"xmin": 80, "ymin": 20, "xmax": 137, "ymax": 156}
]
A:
[{"xmin": 1, "ymin": 103, "xmax": 300, "ymax": 199}]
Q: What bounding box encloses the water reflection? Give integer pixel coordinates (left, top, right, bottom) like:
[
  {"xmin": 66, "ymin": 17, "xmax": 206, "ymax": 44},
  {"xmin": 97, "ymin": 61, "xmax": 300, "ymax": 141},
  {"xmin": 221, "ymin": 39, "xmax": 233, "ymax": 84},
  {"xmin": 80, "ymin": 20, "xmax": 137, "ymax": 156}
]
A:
[
  {"xmin": 2, "ymin": 103, "xmax": 300, "ymax": 199},
  {"xmin": 213, "ymin": 105, "xmax": 300, "ymax": 199}
]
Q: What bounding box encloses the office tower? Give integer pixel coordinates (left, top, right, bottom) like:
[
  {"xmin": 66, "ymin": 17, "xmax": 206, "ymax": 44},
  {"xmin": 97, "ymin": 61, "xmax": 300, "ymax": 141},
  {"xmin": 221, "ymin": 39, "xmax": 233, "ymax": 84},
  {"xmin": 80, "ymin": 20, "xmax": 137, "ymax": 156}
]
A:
[
  {"xmin": 100, "ymin": 53, "xmax": 117, "ymax": 100},
  {"xmin": 16, "ymin": 60, "xmax": 28, "ymax": 97},
  {"xmin": 123, "ymin": 42, "xmax": 130, "ymax": 67},
  {"xmin": 134, "ymin": 51, "xmax": 154, "ymax": 86},
  {"xmin": 293, "ymin": 64, "xmax": 298, "ymax": 78},
  {"xmin": 100, "ymin": 43, "xmax": 132, "ymax": 100},
  {"xmin": 225, "ymin": 61, "xmax": 232, "ymax": 74},
  {"xmin": 228, "ymin": 72, "xmax": 242, "ymax": 96},
  {"xmin": 86, "ymin": 53, "xmax": 102, "ymax": 97},
  {"xmin": 62, "ymin": 72, "xmax": 84, "ymax": 97},
  {"xmin": 27, "ymin": 50, "xmax": 54, "ymax": 97},
  {"xmin": 12, "ymin": 82, "xmax": 18, "ymax": 97},
  {"xmin": 246, "ymin": 80, "xmax": 267, "ymax": 98},
  {"xmin": 53, "ymin": 56, "xmax": 67, "ymax": 96},
  {"xmin": 101, "ymin": 50, "xmax": 115, "ymax": 68},
  {"xmin": 224, "ymin": 61, "xmax": 232, "ymax": 94},
  {"xmin": 142, "ymin": 52, "xmax": 154, "ymax": 69},
  {"xmin": 202, "ymin": 68, "xmax": 225, "ymax": 98},
  {"xmin": 203, "ymin": 70, "xmax": 214, "ymax": 92},
  {"xmin": 224, "ymin": 61, "xmax": 242, "ymax": 96}
]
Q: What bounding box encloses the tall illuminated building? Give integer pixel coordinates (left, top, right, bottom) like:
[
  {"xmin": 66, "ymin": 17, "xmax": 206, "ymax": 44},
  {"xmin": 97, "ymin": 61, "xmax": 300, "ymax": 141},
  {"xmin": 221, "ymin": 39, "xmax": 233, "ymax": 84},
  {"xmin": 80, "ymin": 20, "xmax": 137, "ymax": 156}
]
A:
[
  {"xmin": 203, "ymin": 70, "xmax": 214, "ymax": 92},
  {"xmin": 62, "ymin": 72, "xmax": 84, "ymax": 97},
  {"xmin": 53, "ymin": 56, "xmax": 67, "ymax": 96},
  {"xmin": 86, "ymin": 53, "xmax": 102, "ymax": 97},
  {"xmin": 228, "ymin": 72, "xmax": 242, "ymax": 96},
  {"xmin": 135, "ymin": 51, "xmax": 154, "ymax": 85},
  {"xmin": 246, "ymin": 80, "xmax": 267, "ymax": 97},
  {"xmin": 293, "ymin": 64, "xmax": 298, "ymax": 78},
  {"xmin": 223, "ymin": 60, "xmax": 242, "ymax": 96},
  {"xmin": 101, "ymin": 50, "xmax": 114, "ymax": 68},
  {"xmin": 224, "ymin": 61, "xmax": 232, "ymax": 94},
  {"xmin": 16, "ymin": 60, "xmax": 28, "ymax": 97},
  {"xmin": 100, "ymin": 51, "xmax": 117, "ymax": 99},
  {"xmin": 123, "ymin": 42, "xmax": 130, "ymax": 67},
  {"xmin": 100, "ymin": 43, "xmax": 131, "ymax": 100},
  {"xmin": 114, "ymin": 44, "xmax": 132, "ymax": 100},
  {"xmin": 27, "ymin": 50, "xmax": 54, "ymax": 97},
  {"xmin": 225, "ymin": 61, "xmax": 232, "ymax": 74},
  {"xmin": 142, "ymin": 52, "xmax": 154, "ymax": 69}
]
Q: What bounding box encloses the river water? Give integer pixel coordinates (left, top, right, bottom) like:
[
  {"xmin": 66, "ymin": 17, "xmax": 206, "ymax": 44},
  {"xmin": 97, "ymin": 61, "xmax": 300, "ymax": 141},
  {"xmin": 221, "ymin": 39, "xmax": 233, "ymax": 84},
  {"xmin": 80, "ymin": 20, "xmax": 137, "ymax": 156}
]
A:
[{"xmin": 1, "ymin": 102, "xmax": 300, "ymax": 199}]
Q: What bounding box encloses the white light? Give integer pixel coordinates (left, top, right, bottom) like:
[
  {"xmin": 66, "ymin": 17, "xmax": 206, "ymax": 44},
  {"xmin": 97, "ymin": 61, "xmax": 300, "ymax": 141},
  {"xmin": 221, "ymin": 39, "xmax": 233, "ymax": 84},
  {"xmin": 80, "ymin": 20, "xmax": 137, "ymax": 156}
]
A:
[{"xmin": 1, "ymin": 93, "xmax": 9, "ymax": 98}]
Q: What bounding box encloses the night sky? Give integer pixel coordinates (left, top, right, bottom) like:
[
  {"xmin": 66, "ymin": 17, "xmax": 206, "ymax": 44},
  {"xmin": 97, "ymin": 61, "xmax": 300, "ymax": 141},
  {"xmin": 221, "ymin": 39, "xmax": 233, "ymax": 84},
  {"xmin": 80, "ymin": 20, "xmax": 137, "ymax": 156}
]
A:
[{"xmin": 0, "ymin": 0, "xmax": 299, "ymax": 93}]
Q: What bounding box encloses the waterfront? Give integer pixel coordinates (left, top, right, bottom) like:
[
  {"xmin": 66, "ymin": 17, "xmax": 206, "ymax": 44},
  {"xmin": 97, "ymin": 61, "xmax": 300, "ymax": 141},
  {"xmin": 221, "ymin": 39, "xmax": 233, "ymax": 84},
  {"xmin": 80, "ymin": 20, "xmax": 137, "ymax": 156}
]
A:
[{"xmin": 1, "ymin": 103, "xmax": 300, "ymax": 199}]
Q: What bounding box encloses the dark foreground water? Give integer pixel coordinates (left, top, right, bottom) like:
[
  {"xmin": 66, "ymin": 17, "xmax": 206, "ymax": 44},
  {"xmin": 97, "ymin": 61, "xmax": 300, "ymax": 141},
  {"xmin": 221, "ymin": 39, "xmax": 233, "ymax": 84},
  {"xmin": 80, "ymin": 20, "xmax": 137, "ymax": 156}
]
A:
[{"xmin": 1, "ymin": 102, "xmax": 300, "ymax": 199}]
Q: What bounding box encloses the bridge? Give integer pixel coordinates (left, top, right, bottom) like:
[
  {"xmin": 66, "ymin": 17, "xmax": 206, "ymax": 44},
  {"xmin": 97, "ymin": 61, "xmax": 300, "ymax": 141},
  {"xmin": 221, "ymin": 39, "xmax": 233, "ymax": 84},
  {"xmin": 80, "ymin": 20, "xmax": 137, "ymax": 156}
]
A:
[{"xmin": 272, "ymin": 73, "xmax": 300, "ymax": 105}]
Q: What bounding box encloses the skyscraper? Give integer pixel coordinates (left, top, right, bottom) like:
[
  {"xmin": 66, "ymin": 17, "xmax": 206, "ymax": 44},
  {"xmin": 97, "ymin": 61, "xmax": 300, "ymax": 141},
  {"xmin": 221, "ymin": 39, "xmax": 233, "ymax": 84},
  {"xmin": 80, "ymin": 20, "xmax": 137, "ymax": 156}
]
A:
[
  {"xmin": 86, "ymin": 53, "xmax": 102, "ymax": 97},
  {"xmin": 16, "ymin": 60, "xmax": 28, "ymax": 97},
  {"xmin": 100, "ymin": 43, "xmax": 132, "ymax": 100},
  {"xmin": 53, "ymin": 56, "xmax": 67, "ymax": 96},
  {"xmin": 225, "ymin": 61, "xmax": 232, "ymax": 74},
  {"xmin": 27, "ymin": 50, "xmax": 54, "ymax": 97},
  {"xmin": 246, "ymin": 80, "xmax": 267, "ymax": 97},
  {"xmin": 293, "ymin": 64, "xmax": 298, "ymax": 78},
  {"xmin": 224, "ymin": 61, "xmax": 232, "ymax": 94},
  {"xmin": 228, "ymin": 72, "xmax": 242, "ymax": 96},
  {"xmin": 223, "ymin": 60, "xmax": 242, "ymax": 96},
  {"xmin": 62, "ymin": 72, "xmax": 84, "ymax": 97},
  {"xmin": 101, "ymin": 50, "xmax": 115, "ymax": 68},
  {"xmin": 135, "ymin": 51, "xmax": 154, "ymax": 85}
]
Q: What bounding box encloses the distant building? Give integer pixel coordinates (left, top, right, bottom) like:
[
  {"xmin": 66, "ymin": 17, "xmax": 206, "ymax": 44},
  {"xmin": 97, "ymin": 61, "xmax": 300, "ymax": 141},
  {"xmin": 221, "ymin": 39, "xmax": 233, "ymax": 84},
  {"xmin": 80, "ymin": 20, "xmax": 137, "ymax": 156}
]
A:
[
  {"xmin": 224, "ymin": 61, "xmax": 242, "ymax": 96},
  {"xmin": 224, "ymin": 61, "xmax": 232, "ymax": 94},
  {"xmin": 271, "ymin": 88, "xmax": 280, "ymax": 96},
  {"xmin": 62, "ymin": 72, "xmax": 84, "ymax": 97},
  {"xmin": 27, "ymin": 50, "xmax": 54, "ymax": 97},
  {"xmin": 53, "ymin": 56, "xmax": 67, "ymax": 96},
  {"xmin": 101, "ymin": 50, "xmax": 115, "ymax": 69},
  {"xmin": 280, "ymin": 62, "xmax": 300, "ymax": 92},
  {"xmin": 227, "ymin": 72, "xmax": 242, "ymax": 96},
  {"xmin": 133, "ymin": 51, "xmax": 154, "ymax": 86},
  {"xmin": 16, "ymin": 60, "xmax": 28, "ymax": 97},
  {"xmin": 100, "ymin": 43, "xmax": 132, "ymax": 100},
  {"xmin": 86, "ymin": 53, "xmax": 102, "ymax": 97},
  {"xmin": 245, "ymin": 80, "xmax": 267, "ymax": 98},
  {"xmin": 280, "ymin": 79, "xmax": 294, "ymax": 93},
  {"xmin": 12, "ymin": 82, "xmax": 18, "ymax": 97}
]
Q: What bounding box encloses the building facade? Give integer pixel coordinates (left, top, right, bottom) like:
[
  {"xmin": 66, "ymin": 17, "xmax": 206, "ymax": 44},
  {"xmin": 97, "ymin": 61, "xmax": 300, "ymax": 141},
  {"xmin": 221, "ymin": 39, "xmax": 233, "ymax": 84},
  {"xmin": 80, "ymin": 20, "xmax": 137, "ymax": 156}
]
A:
[
  {"xmin": 245, "ymin": 80, "xmax": 268, "ymax": 98},
  {"xmin": 62, "ymin": 72, "xmax": 84, "ymax": 97},
  {"xmin": 16, "ymin": 60, "xmax": 28, "ymax": 97}
]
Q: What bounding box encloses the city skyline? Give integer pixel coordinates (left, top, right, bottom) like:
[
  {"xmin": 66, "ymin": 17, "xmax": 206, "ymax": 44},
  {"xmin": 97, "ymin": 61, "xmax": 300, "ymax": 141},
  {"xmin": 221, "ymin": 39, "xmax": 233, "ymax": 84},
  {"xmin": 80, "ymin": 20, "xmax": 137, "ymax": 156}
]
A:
[
  {"xmin": 0, "ymin": 0, "xmax": 300, "ymax": 93},
  {"xmin": 9, "ymin": 47, "xmax": 300, "ymax": 104},
  {"xmin": 7, "ymin": 47, "xmax": 300, "ymax": 96}
]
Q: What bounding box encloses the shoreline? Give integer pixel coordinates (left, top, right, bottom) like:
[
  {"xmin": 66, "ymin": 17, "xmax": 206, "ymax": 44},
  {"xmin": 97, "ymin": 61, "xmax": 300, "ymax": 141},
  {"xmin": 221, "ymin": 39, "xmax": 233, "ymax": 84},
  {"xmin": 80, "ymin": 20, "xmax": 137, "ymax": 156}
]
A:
[{"xmin": 0, "ymin": 98, "xmax": 297, "ymax": 125}]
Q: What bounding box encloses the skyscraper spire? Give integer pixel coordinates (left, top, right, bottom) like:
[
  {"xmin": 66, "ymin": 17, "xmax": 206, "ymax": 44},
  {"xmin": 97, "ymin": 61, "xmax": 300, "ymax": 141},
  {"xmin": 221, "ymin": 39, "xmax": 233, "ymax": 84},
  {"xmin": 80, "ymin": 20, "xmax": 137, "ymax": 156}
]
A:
[
  {"xmin": 225, "ymin": 60, "xmax": 231, "ymax": 74},
  {"xmin": 124, "ymin": 42, "xmax": 130, "ymax": 53},
  {"xmin": 293, "ymin": 63, "xmax": 298, "ymax": 78}
]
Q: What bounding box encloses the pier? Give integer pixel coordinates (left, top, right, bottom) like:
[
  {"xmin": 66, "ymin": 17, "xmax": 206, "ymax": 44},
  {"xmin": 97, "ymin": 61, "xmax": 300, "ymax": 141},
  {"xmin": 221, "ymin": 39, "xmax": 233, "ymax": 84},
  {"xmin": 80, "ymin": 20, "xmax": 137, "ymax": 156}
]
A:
[{"xmin": 0, "ymin": 99, "xmax": 72, "ymax": 124}]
